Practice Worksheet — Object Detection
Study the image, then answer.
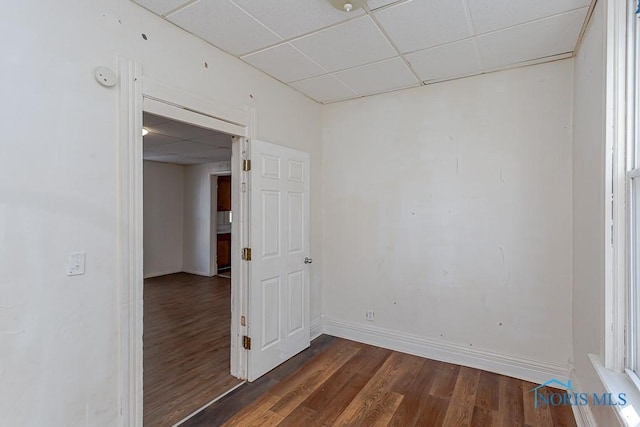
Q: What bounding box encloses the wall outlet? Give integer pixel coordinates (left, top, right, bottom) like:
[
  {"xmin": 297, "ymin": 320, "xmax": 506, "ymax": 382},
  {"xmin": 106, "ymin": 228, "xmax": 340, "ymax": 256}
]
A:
[
  {"xmin": 365, "ymin": 310, "xmax": 375, "ymax": 321},
  {"xmin": 67, "ymin": 252, "xmax": 86, "ymax": 276}
]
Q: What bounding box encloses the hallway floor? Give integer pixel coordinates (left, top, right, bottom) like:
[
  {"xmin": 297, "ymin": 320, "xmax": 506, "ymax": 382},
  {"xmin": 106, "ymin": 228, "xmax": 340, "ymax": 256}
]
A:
[{"xmin": 143, "ymin": 273, "xmax": 242, "ymax": 426}]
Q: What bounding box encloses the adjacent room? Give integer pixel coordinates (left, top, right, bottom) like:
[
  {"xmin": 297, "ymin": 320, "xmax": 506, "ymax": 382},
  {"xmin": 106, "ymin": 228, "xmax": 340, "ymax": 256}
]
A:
[
  {"xmin": 142, "ymin": 113, "xmax": 241, "ymax": 425},
  {"xmin": 4, "ymin": 0, "xmax": 640, "ymax": 426}
]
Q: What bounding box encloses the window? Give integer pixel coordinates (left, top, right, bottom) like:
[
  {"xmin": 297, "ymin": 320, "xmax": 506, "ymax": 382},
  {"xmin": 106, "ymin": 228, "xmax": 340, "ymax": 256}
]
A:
[{"xmin": 628, "ymin": 1, "xmax": 640, "ymax": 375}]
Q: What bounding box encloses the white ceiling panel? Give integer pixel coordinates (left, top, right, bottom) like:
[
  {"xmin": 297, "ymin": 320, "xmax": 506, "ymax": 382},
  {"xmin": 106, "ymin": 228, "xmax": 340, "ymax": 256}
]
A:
[
  {"xmin": 153, "ymin": 141, "xmax": 223, "ymax": 155},
  {"xmin": 142, "ymin": 113, "xmax": 231, "ymax": 163},
  {"xmin": 191, "ymin": 147, "xmax": 231, "ymax": 158},
  {"xmin": 131, "ymin": 0, "xmax": 592, "ymax": 104},
  {"xmin": 289, "ymin": 74, "xmax": 357, "ymax": 103},
  {"xmin": 292, "ymin": 16, "xmax": 396, "ymax": 73},
  {"xmin": 373, "ymin": 0, "xmax": 472, "ymax": 53},
  {"xmin": 366, "ymin": 0, "xmax": 407, "ymax": 11},
  {"xmin": 242, "ymin": 43, "xmax": 326, "ymax": 83},
  {"xmin": 167, "ymin": 0, "xmax": 282, "ymax": 55},
  {"xmin": 476, "ymin": 8, "xmax": 588, "ymax": 69},
  {"xmin": 334, "ymin": 57, "xmax": 418, "ymax": 95},
  {"xmin": 405, "ymin": 39, "xmax": 481, "ymax": 82},
  {"xmin": 232, "ymin": 0, "xmax": 363, "ymax": 39},
  {"xmin": 467, "ymin": 0, "xmax": 591, "ymax": 34},
  {"xmin": 143, "ymin": 133, "xmax": 183, "ymax": 148},
  {"xmin": 133, "ymin": 0, "xmax": 189, "ymax": 16},
  {"xmin": 192, "ymin": 133, "xmax": 233, "ymax": 147}
]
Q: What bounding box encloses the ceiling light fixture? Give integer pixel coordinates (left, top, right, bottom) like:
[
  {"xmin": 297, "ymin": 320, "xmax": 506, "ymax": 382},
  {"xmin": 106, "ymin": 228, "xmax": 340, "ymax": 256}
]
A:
[
  {"xmin": 142, "ymin": 128, "xmax": 149, "ymax": 136},
  {"xmin": 328, "ymin": 0, "xmax": 366, "ymax": 12}
]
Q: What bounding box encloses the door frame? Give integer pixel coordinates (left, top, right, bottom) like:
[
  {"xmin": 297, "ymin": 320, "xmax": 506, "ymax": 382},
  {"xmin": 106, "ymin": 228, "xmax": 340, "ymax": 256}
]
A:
[{"xmin": 117, "ymin": 57, "xmax": 254, "ymax": 426}]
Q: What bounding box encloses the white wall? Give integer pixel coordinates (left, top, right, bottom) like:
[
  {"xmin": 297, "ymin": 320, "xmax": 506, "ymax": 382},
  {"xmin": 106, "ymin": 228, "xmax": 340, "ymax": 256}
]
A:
[
  {"xmin": 183, "ymin": 161, "xmax": 230, "ymax": 276},
  {"xmin": 0, "ymin": 0, "xmax": 323, "ymax": 425},
  {"xmin": 571, "ymin": 1, "xmax": 618, "ymax": 424},
  {"xmin": 322, "ymin": 60, "xmax": 574, "ymax": 379},
  {"xmin": 143, "ymin": 160, "xmax": 184, "ymax": 278}
]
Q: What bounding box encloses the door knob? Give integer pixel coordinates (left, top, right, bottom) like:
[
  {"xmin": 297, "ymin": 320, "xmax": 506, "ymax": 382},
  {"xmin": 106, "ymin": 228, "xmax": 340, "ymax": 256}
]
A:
[{"xmin": 304, "ymin": 257, "xmax": 313, "ymax": 264}]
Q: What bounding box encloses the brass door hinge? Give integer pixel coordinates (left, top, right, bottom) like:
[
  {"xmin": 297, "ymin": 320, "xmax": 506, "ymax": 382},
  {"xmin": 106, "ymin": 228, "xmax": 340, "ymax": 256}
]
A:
[
  {"xmin": 242, "ymin": 247, "xmax": 252, "ymax": 261},
  {"xmin": 242, "ymin": 335, "xmax": 251, "ymax": 350},
  {"xmin": 242, "ymin": 159, "xmax": 251, "ymax": 171},
  {"xmin": 241, "ymin": 315, "xmax": 246, "ymax": 326}
]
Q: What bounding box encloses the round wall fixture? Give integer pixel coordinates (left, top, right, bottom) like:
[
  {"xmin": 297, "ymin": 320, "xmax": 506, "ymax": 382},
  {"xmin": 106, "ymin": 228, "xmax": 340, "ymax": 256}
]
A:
[{"xmin": 94, "ymin": 67, "xmax": 117, "ymax": 87}]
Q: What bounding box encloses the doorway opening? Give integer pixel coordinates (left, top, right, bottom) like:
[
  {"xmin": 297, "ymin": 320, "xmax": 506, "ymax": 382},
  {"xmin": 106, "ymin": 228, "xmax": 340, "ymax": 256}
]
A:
[
  {"xmin": 141, "ymin": 112, "xmax": 243, "ymax": 426},
  {"xmin": 118, "ymin": 66, "xmax": 311, "ymax": 425}
]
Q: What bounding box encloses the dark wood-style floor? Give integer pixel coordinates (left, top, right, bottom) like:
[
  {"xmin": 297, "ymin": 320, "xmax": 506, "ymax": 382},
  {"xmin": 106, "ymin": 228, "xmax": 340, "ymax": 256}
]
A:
[
  {"xmin": 144, "ymin": 273, "xmax": 243, "ymax": 426},
  {"xmin": 184, "ymin": 335, "xmax": 576, "ymax": 427}
]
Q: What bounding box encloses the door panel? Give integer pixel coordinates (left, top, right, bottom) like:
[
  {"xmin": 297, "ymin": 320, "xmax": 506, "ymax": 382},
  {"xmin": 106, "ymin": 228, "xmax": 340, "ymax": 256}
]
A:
[
  {"xmin": 288, "ymin": 270, "xmax": 304, "ymax": 334},
  {"xmin": 288, "ymin": 193, "xmax": 304, "ymax": 253},
  {"xmin": 217, "ymin": 233, "xmax": 231, "ymax": 269},
  {"xmin": 217, "ymin": 175, "xmax": 231, "ymax": 211},
  {"xmin": 247, "ymin": 140, "xmax": 310, "ymax": 381}
]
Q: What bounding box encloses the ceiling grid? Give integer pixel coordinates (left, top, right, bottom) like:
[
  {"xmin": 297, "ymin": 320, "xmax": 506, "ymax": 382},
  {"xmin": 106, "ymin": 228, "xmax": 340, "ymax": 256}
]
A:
[{"xmin": 133, "ymin": 0, "xmax": 594, "ymax": 103}]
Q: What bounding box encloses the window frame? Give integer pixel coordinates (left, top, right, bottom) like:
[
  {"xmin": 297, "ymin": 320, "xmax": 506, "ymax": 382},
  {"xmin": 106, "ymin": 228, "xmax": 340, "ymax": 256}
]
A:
[{"xmin": 626, "ymin": 0, "xmax": 640, "ymax": 376}]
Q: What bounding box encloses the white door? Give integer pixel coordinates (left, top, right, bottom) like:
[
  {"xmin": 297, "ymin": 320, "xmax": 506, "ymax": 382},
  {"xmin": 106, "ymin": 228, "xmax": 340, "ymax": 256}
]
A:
[{"xmin": 247, "ymin": 139, "xmax": 311, "ymax": 381}]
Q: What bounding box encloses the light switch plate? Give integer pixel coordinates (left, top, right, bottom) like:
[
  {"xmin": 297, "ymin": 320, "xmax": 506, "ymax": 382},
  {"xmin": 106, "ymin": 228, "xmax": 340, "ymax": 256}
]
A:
[{"xmin": 67, "ymin": 252, "xmax": 86, "ymax": 276}]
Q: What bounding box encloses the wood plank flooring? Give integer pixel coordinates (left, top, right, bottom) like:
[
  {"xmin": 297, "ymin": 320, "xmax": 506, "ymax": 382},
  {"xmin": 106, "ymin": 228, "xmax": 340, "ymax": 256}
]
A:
[
  {"xmin": 144, "ymin": 273, "xmax": 243, "ymax": 426},
  {"xmin": 183, "ymin": 336, "xmax": 576, "ymax": 427}
]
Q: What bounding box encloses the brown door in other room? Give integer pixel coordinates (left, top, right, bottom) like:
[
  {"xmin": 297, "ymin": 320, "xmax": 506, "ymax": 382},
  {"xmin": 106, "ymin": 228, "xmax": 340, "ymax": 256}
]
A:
[
  {"xmin": 217, "ymin": 233, "xmax": 231, "ymax": 269},
  {"xmin": 217, "ymin": 176, "xmax": 231, "ymax": 211}
]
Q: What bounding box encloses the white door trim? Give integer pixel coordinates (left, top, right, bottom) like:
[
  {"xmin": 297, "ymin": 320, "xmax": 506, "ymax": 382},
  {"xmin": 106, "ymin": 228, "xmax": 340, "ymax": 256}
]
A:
[{"xmin": 117, "ymin": 57, "xmax": 252, "ymax": 426}]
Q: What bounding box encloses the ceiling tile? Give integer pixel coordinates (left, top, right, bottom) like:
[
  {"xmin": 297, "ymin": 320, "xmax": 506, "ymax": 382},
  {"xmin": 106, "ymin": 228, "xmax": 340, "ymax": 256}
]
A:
[
  {"xmin": 405, "ymin": 39, "xmax": 481, "ymax": 82},
  {"xmin": 132, "ymin": 0, "xmax": 189, "ymax": 15},
  {"xmin": 334, "ymin": 57, "xmax": 418, "ymax": 95},
  {"xmin": 153, "ymin": 141, "xmax": 221, "ymax": 156},
  {"xmin": 242, "ymin": 43, "xmax": 326, "ymax": 83},
  {"xmin": 373, "ymin": 0, "xmax": 472, "ymax": 53},
  {"xmin": 366, "ymin": 0, "xmax": 407, "ymax": 11},
  {"xmin": 467, "ymin": 0, "xmax": 591, "ymax": 34},
  {"xmin": 292, "ymin": 16, "xmax": 396, "ymax": 73},
  {"xmin": 192, "ymin": 133, "xmax": 233, "ymax": 147},
  {"xmin": 167, "ymin": 0, "xmax": 282, "ymax": 55},
  {"xmin": 232, "ymin": 0, "xmax": 363, "ymax": 39},
  {"xmin": 289, "ymin": 74, "xmax": 357, "ymax": 103},
  {"xmin": 476, "ymin": 8, "xmax": 588, "ymax": 69},
  {"xmin": 192, "ymin": 149, "xmax": 232, "ymax": 161},
  {"xmin": 143, "ymin": 133, "xmax": 183, "ymax": 148}
]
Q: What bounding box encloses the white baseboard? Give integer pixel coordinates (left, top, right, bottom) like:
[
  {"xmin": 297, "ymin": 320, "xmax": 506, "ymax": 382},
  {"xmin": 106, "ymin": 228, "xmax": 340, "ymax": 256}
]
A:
[
  {"xmin": 182, "ymin": 269, "xmax": 210, "ymax": 277},
  {"xmin": 570, "ymin": 370, "xmax": 598, "ymax": 427},
  {"xmin": 310, "ymin": 317, "xmax": 323, "ymax": 341},
  {"xmin": 320, "ymin": 317, "xmax": 569, "ymax": 386},
  {"xmin": 144, "ymin": 269, "xmax": 182, "ymax": 279},
  {"xmin": 145, "ymin": 269, "xmax": 212, "ymax": 278}
]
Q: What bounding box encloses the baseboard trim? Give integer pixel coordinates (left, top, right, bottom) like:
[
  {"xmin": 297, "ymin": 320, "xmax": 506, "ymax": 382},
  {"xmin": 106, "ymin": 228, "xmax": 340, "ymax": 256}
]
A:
[
  {"xmin": 144, "ymin": 269, "xmax": 182, "ymax": 279},
  {"xmin": 321, "ymin": 317, "xmax": 569, "ymax": 386},
  {"xmin": 570, "ymin": 370, "xmax": 598, "ymax": 427},
  {"xmin": 182, "ymin": 269, "xmax": 210, "ymax": 277},
  {"xmin": 310, "ymin": 317, "xmax": 323, "ymax": 341}
]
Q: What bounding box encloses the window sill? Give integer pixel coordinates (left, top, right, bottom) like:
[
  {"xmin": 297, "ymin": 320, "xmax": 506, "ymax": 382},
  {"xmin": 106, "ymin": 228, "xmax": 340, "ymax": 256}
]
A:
[{"xmin": 591, "ymin": 354, "xmax": 640, "ymax": 426}]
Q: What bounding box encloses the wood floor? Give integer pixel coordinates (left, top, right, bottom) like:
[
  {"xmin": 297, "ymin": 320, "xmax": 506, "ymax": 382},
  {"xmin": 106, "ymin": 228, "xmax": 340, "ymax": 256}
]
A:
[
  {"xmin": 184, "ymin": 335, "xmax": 576, "ymax": 427},
  {"xmin": 144, "ymin": 273, "xmax": 243, "ymax": 426}
]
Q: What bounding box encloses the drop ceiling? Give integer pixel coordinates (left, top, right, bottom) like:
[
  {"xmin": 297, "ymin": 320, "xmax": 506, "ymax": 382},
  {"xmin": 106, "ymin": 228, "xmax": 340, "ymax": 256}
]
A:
[
  {"xmin": 143, "ymin": 112, "xmax": 232, "ymax": 164},
  {"xmin": 132, "ymin": 0, "xmax": 592, "ymax": 104}
]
